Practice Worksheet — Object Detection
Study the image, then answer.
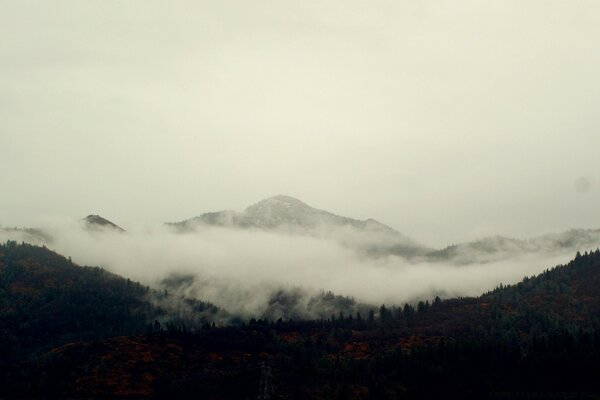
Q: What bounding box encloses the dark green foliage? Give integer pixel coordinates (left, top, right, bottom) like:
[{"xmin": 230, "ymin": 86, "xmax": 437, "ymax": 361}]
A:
[{"xmin": 0, "ymin": 241, "xmax": 153, "ymax": 352}]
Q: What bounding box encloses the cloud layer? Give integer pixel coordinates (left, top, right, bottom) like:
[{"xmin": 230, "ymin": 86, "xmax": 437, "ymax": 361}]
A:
[{"xmin": 2, "ymin": 220, "xmax": 588, "ymax": 319}]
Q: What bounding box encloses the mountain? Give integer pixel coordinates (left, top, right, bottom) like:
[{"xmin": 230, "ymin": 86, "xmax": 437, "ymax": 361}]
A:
[
  {"xmin": 428, "ymin": 228, "xmax": 600, "ymax": 264},
  {"xmin": 169, "ymin": 195, "xmax": 391, "ymax": 231},
  {"xmin": 168, "ymin": 195, "xmax": 431, "ymax": 257},
  {"xmin": 83, "ymin": 214, "xmax": 126, "ymax": 232},
  {"xmin": 167, "ymin": 196, "xmax": 600, "ymax": 261}
]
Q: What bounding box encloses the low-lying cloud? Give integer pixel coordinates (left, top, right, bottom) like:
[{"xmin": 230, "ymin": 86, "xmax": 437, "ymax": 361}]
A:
[{"xmin": 1, "ymin": 220, "xmax": 594, "ymax": 319}]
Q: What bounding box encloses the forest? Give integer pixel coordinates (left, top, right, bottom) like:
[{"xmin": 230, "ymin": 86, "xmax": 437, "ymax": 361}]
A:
[{"xmin": 1, "ymin": 241, "xmax": 600, "ymax": 399}]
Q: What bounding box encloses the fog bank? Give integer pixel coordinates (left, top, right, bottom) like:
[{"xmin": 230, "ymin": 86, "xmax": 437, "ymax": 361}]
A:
[{"xmin": 2, "ymin": 220, "xmax": 587, "ymax": 318}]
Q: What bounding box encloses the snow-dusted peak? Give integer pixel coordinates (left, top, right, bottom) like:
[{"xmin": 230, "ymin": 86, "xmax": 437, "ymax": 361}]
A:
[
  {"xmin": 269, "ymin": 194, "xmax": 308, "ymax": 205},
  {"xmin": 167, "ymin": 195, "xmax": 431, "ymax": 257},
  {"xmin": 244, "ymin": 195, "xmax": 321, "ymax": 228},
  {"xmin": 174, "ymin": 194, "xmax": 410, "ymax": 236},
  {"xmin": 245, "ymin": 195, "xmax": 310, "ymax": 212}
]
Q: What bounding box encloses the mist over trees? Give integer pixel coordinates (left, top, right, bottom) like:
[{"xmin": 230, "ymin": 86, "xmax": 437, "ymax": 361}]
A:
[
  {"xmin": 3, "ymin": 196, "xmax": 600, "ymax": 321},
  {"xmin": 2, "ymin": 241, "xmax": 600, "ymax": 398}
]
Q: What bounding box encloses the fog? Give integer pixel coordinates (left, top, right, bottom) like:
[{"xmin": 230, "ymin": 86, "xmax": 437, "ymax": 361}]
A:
[{"xmin": 1, "ymin": 220, "xmax": 586, "ymax": 319}]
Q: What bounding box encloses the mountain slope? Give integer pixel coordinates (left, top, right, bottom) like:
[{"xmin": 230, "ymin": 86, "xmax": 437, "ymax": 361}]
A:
[
  {"xmin": 168, "ymin": 195, "xmax": 600, "ymax": 262},
  {"xmin": 168, "ymin": 195, "xmax": 431, "ymax": 257},
  {"xmin": 83, "ymin": 214, "xmax": 126, "ymax": 232},
  {"xmin": 169, "ymin": 195, "xmax": 397, "ymax": 232},
  {"xmin": 0, "ymin": 242, "xmax": 220, "ymax": 358},
  {"xmin": 0, "ymin": 241, "xmax": 151, "ymax": 353},
  {"xmin": 428, "ymin": 229, "xmax": 600, "ymax": 264}
]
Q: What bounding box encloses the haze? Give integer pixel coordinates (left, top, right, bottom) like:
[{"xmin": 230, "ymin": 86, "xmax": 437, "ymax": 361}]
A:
[
  {"xmin": 0, "ymin": 221, "xmax": 578, "ymax": 318},
  {"xmin": 1, "ymin": 1, "xmax": 600, "ymax": 247}
]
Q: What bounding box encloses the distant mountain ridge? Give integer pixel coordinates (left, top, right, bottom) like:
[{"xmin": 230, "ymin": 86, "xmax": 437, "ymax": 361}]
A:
[
  {"xmin": 166, "ymin": 195, "xmax": 600, "ymax": 261},
  {"xmin": 2, "ymin": 197, "xmax": 600, "ymax": 263},
  {"xmin": 170, "ymin": 195, "xmax": 397, "ymax": 232},
  {"xmin": 167, "ymin": 195, "xmax": 431, "ymax": 257},
  {"xmin": 429, "ymin": 229, "xmax": 600, "ymax": 264}
]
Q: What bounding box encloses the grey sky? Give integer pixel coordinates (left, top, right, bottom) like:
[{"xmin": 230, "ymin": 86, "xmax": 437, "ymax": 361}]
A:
[{"xmin": 1, "ymin": 1, "xmax": 599, "ymax": 247}]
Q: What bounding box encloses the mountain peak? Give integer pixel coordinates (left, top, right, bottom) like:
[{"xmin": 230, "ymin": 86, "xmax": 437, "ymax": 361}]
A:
[
  {"xmin": 83, "ymin": 214, "xmax": 125, "ymax": 232},
  {"xmin": 245, "ymin": 194, "xmax": 310, "ymax": 212},
  {"xmin": 270, "ymin": 194, "xmax": 307, "ymax": 204},
  {"xmin": 243, "ymin": 195, "xmax": 317, "ymax": 227},
  {"xmin": 167, "ymin": 195, "xmax": 429, "ymax": 257}
]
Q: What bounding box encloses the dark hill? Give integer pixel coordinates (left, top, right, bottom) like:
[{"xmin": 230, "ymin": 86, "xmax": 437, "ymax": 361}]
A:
[
  {"xmin": 0, "ymin": 241, "xmax": 151, "ymax": 353},
  {"xmin": 0, "ymin": 242, "xmax": 220, "ymax": 358},
  {"xmin": 83, "ymin": 214, "xmax": 126, "ymax": 232}
]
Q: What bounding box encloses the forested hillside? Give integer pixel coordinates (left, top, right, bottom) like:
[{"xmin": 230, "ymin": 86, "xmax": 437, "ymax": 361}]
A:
[
  {"xmin": 0, "ymin": 241, "xmax": 220, "ymax": 394},
  {"xmin": 2, "ymin": 242, "xmax": 600, "ymax": 398},
  {"xmin": 0, "ymin": 241, "xmax": 153, "ymax": 349}
]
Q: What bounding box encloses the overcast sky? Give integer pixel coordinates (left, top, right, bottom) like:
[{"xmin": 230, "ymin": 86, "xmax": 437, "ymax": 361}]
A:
[{"xmin": 1, "ymin": 1, "xmax": 599, "ymax": 247}]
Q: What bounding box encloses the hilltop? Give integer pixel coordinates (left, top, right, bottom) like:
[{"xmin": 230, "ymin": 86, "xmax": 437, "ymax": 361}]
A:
[{"xmin": 83, "ymin": 214, "xmax": 126, "ymax": 232}]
